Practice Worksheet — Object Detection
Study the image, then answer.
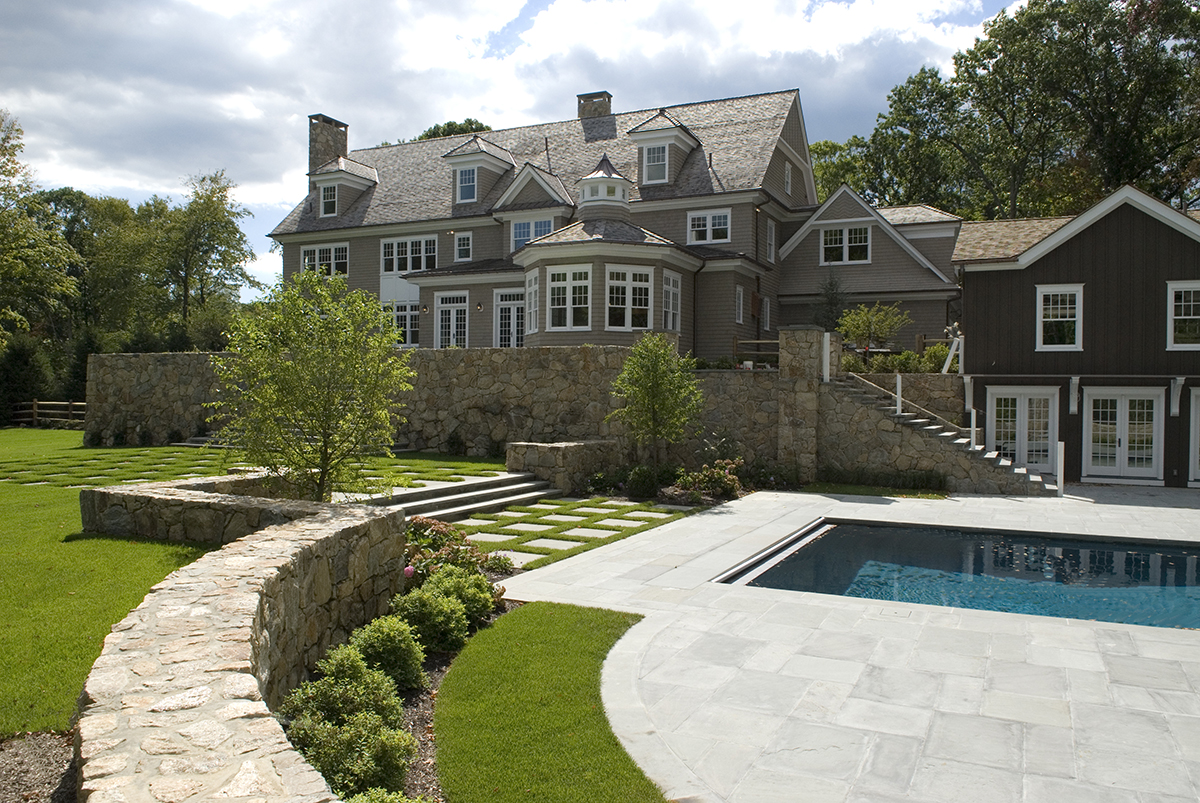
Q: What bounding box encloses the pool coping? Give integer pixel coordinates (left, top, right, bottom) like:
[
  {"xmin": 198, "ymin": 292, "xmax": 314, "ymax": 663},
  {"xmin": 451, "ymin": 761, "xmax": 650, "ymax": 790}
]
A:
[{"xmin": 502, "ymin": 486, "xmax": 1200, "ymax": 802}]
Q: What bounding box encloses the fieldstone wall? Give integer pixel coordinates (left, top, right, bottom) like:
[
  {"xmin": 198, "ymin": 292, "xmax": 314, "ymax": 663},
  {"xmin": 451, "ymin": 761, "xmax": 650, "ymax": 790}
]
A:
[
  {"xmin": 75, "ymin": 479, "xmax": 407, "ymax": 803},
  {"xmin": 857, "ymin": 373, "xmax": 966, "ymax": 425},
  {"xmin": 507, "ymin": 440, "xmax": 622, "ymax": 492},
  {"xmin": 85, "ymin": 352, "xmax": 221, "ymax": 447},
  {"xmin": 818, "ymin": 384, "xmax": 1045, "ymax": 495}
]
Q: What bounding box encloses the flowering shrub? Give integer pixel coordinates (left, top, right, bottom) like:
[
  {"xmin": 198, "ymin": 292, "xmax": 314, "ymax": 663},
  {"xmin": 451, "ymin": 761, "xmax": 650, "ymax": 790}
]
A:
[
  {"xmin": 677, "ymin": 458, "xmax": 743, "ymax": 500},
  {"xmin": 404, "ymin": 516, "xmax": 513, "ymax": 586}
]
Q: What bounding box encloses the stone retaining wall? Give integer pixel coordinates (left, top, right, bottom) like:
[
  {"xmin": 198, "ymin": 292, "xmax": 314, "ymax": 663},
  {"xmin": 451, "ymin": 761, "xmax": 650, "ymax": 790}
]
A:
[
  {"xmin": 74, "ymin": 479, "xmax": 407, "ymax": 803},
  {"xmin": 85, "ymin": 352, "xmax": 221, "ymax": 447},
  {"xmin": 856, "ymin": 372, "xmax": 966, "ymax": 425},
  {"xmin": 507, "ymin": 440, "xmax": 621, "ymax": 492}
]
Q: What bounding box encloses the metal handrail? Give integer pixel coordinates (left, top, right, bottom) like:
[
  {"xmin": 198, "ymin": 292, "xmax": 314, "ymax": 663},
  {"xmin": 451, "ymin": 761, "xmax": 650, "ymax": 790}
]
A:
[{"xmin": 843, "ymin": 372, "xmax": 969, "ymax": 437}]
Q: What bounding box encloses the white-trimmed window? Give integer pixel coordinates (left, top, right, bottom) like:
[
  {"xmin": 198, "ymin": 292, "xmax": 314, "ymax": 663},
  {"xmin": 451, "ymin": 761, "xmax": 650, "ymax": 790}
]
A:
[
  {"xmin": 302, "ymin": 243, "xmax": 349, "ymax": 277},
  {"xmin": 735, "ymin": 285, "xmax": 744, "ymax": 324},
  {"xmin": 457, "ymin": 167, "xmax": 476, "ymax": 203},
  {"xmin": 1168, "ymin": 281, "xmax": 1200, "ymax": 350},
  {"xmin": 385, "ymin": 301, "xmax": 420, "ymax": 347},
  {"xmin": 663, "ymin": 270, "xmax": 681, "ymax": 332},
  {"xmin": 606, "ymin": 268, "xmax": 652, "ymax": 330},
  {"xmin": 455, "ymin": 232, "xmax": 472, "ymax": 262},
  {"xmin": 784, "ymin": 162, "xmax": 793, "ymax": 196},
  {"xmin": 494, "ymin": 289, "xmax": 525, "ymax": 348},
  {"xmin": 435, "ymin": 292, "xmax": 468, "ymax": 348},
  {"xmin": 644, "ymin": 145, "xmax": 667, "ymax": 184},
  {"xmin": 688, "ymin": 209, "xmax": 731, "ymax": 244},
  {"xmin": 767, "ymin": 219, "xmax": 777, "ymax": 263},
  {"xmin": 525, "ymin": 271, "xmax": 540, "ymax": 334},
  {"xmin": 513, "ymin": 219, "xmax": 553, "ymax": 251},
  {"xmin": 986, "ymin": 387, "xmax": 1058, "ymax": 472},
  {"xmin": 760, "ymin": 297, "xmax": 770, "ymax": 331},
  {"xmin": 381, "ymin": 237, "xmax": 437, "ymax": 274},
  {"xmin": 821, "ymin": 226, "xmax": 870, "ymax": 264},
  {"xmin": 548, "ymin": 267, "xmax": 590, "ymax": 330},
  {"xmin": 1036, "ymin": 284, "xmax": 1083, "ymax": 351},
  {"xmin": 321, "ymin": 185, "xmax": 337, "ymax": 216}
]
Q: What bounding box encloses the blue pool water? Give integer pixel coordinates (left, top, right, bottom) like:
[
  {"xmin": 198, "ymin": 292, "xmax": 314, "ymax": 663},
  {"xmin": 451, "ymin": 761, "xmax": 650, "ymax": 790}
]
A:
[{"xmin": 730, "ymin": 521, "xmax": 1200, "ymax": 628}]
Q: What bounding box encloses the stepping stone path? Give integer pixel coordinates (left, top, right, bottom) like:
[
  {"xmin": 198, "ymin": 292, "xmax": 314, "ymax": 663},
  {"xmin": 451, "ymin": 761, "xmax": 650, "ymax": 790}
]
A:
[
  {"xmin": 563, "ymin": 527, "xmax": 617, "ymax": 538},
  {"xmin": 573, "ymin": 507, "xmax": 612, "ymax": 514},
  {"xmin": 528, "ymin": 503, "xmax": 561, "ymax": 510},
  {"xmin": 457, "ymin": 519, "xmax": 496, "ymax": 528},
  {"xmin": 496, "ymin": 510, "xmax": 528, "ymax": 518},
  {"xmin": 543, "ymin": 514, "xmax": 585, "ymax": 523},
  {"xmin": 503, "ymin": 522, "xmax": 555, "ymax": 532},
  {"xmin": 466, "ymin": 533, "xmax": 516, "ymax": 543},
  {"xmin": 524, "ymin": 538, "xmax": 583, "ymax": 550},
  {"xmin": 597, "ymin": 518, "xmax": 641, "ymax": 528},
  {"xmin": 626, "ymin": 511, "xmax": 672, "ymax": 519},
  {"xmin": 490, "ymin": 550, "xmax": 541, "ymax": 567}
]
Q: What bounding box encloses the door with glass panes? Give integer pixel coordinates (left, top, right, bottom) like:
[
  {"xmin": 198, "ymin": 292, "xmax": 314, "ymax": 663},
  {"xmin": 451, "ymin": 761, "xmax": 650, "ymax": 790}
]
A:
[
  {"xmin": 986, "ymin": 388, "xmax": 1057, "ymax": 472},
  {"xmin": 494, "ymin": 290, "xmax": 525, "ymax": 348},
  {"xmin": 1082, "ymin": 388, "xmax": 1164, "ymax": 480}
]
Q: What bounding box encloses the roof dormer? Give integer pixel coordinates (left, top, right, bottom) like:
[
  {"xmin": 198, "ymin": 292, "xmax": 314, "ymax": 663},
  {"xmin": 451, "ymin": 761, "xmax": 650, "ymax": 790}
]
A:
[
  {"xmin": 627, "ymin": 109, "xmax": 700, "ymax": 186},
  {"xmin": 309, "ymin": 156, "xmax": 378, "ymax": 217},
  {"xmin": 577, "ymin": 155, "xmax": 632, "ymax": 223},
  {"xmin": 442, "ymin": 135, "xmax": 516, "ymax": 205}
]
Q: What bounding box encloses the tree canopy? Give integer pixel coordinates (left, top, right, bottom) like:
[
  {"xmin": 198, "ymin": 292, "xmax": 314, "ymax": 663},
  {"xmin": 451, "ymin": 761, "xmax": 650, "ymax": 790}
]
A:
[
  {"xmin": 607, "ymin": 333, "xmax": 704, "ymax": 467},
  {"xmin": 416, "ymin": 119, "xmax": 491, "ymax": 141},
  {"xmin": 812, "ymin": 0, "xmax": 1200, "ymax": 216}
]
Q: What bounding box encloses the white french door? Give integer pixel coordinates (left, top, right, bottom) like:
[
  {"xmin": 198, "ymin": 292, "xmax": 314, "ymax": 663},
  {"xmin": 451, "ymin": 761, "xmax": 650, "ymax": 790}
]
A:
[
  {"xmin": 494, "ymin": 290, "xmax": 525, "ymax": 348},
  {"xmin": 1082, "ymin": 388, "xmax": 1164, "ymax": 481},
  {"xmin": 986, "ymin": 387, "xmax": 1058, "ymax": 472}
]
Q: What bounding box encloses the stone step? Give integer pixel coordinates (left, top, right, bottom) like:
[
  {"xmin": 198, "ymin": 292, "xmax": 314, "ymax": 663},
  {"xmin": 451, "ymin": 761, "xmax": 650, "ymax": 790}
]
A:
[
  {"xmin": 411, "ymin": 487, "xmax": 564, "ymax": 521},
  {"xmin": 380, "ymin": 477, "xmax": 560, "ymax": 521},
  {"xmin": 371, "ymin": 472, "xmax": 542, "ymax": 506}
]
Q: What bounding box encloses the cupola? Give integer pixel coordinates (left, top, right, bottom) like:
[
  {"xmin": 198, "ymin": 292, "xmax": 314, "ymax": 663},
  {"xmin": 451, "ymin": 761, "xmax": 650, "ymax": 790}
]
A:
[{"xmin": 577, "ymin": 154, "xmax": 632, "ymax": 223}]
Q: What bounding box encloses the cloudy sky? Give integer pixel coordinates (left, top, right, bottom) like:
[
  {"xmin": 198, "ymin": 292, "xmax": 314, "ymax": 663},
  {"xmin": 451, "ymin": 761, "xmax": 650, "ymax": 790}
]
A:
[{"xmin": 0, "ymin": 0, "xmax": 1012, "ymax": 298}]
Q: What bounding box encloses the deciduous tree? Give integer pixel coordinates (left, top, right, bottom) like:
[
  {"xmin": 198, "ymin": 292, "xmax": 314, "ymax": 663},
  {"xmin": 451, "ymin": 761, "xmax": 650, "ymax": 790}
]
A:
[{"xmin": 607, "ymin": 333, "xmax": 704, "ymax": 468}]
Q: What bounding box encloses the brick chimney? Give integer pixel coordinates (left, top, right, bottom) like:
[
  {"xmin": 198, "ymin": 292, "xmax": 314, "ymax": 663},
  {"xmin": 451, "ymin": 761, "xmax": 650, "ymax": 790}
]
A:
[
  {"xmin": 308, "ymin": 114, "xmax": 348, "ymax": 189},
  {"xmin": 577, "ymin": 91, "xmax": 613, "ymax": 119}
]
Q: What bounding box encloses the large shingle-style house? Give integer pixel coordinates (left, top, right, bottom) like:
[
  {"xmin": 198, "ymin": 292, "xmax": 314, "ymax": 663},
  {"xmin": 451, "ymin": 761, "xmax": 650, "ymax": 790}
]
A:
[
  {"xmin": 270, "ymin": 90, "xmax": 960, "ymax": 359},
  {"xmin": 957, "ymin": 185, "xmax": 1200, "ymax": 488}
]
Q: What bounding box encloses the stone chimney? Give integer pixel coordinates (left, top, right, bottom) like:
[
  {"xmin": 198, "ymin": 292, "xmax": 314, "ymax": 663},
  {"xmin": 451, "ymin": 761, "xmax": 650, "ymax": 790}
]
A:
[
  {"xmin": 308, "ymin": 114, "xmax": 348, "ymax": 189},
  {"xmin": 577, "ymin": 91, "xmax": 613, "ymax": 119}
]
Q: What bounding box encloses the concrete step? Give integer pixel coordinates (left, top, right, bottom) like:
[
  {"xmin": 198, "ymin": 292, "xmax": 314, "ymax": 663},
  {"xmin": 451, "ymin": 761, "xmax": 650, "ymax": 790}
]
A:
[
  {"xmin": 411, "ymin": 487, "xmax": 564, "ymax": 521},
  {"xmin": 375, "ymin": 473, "xmax": 561, "ymax": 521}
]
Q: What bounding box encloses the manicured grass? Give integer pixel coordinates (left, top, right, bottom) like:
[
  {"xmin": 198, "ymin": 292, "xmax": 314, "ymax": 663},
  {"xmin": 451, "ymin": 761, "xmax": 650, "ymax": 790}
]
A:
[
  {"xmin": 455, "ymin": 498, "xmax": 687, "ymax": 570},
  {"xmin": 801, "ymin": 482, "xmax": 948, "ymax": 499},
  {"xmin": 359, "ymin": 454, "xmax": 503, "ymax": 488},
  {"xmin": 435, "ymin": 602, "xmax": 667, "ymax": 803}
]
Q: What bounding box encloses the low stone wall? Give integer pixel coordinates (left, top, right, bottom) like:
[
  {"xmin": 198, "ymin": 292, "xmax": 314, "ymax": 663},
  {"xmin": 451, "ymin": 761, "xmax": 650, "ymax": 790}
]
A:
[
  {"xmin": 507, "ymin": 440, "xmax": 621, "ymax": 492},
  {"xmin": 818, "ymin": 384, "xmax": 1042, "ymax": 495},
  {"xmin": 75, "ymin": 479, "xmax": 407, "ymax": 803},
  {"xmin": 856, "ymin": 373, "xmax": 965, "ymax": 425},
  {"xmin": 85, "ymin": 352, "xmax": 221, "ymax": 447}
]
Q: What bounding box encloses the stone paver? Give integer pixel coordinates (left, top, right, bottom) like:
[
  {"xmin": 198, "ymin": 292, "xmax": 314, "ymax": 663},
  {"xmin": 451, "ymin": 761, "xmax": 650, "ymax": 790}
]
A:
[
  {"xmin": 529, "ymin": 503, "xmax": 560, "ymax": 510},
  {"xmin": 563, "ymin": 527, "xmax": 619, "ymax": 538},
  {"xmin": 523, "ymin": 538, "xmax": 582, "ymax": 550},
  {"xmin": 502, "ymin": 522, "xmax": 555, "ymax": 532},
  {"xmin": 626, "ymin": 510, "xmax": 672, "ymax": 519},
  {"xmin": 491, "ymin": 550, "xmax": 544, "ymax": 567},
  {"xmin": 502, "ymin": 486, "xmax": 1200, "ymax": 803},
  {"xmin": 456, "ymin": 518, "xmax": 495, "ymax": 528},
  {"xmin": 496, "ymin": 510, "xmax": 528, "ymax": 518},
  {"xmin": 574, "ymin": 506, "xmax": 614, "ymax": 514},
  {"xmin": 542, "ymin": 514, "xmax": 585, "ymax": 523},
  {"xmin": 597, "ymin": 518, "xmax": 641, "ymax": 527},
  {"xmin": 465, "ymin": 533, "xmax": 516, "ymax": 543}
]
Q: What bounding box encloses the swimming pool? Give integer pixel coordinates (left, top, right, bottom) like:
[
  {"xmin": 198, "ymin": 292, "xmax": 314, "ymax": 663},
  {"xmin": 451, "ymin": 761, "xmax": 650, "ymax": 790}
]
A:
[{"xmin": 717, "ymin": 519, "xmax": 1200, "ymax": 628}]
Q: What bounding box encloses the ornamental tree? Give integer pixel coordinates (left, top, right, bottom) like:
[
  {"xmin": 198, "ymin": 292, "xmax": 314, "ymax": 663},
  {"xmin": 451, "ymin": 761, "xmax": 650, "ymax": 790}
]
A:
[
  {"xmin": 837, "ymin": 302, "xmax": 913, "ymax": 358},
  {"xmin": 607, "ymin": 332, "xmax": 704, "ymax": 467},
  {"xmin": 211, "ymin": 271, "xmax": 414, "ymax": 501}
]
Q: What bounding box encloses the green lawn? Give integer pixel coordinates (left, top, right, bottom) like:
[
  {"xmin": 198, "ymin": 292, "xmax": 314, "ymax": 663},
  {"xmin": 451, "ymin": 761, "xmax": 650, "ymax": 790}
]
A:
[{"xmin": 435, "ymin": 602, "xmax": 667, "ymax": 803}]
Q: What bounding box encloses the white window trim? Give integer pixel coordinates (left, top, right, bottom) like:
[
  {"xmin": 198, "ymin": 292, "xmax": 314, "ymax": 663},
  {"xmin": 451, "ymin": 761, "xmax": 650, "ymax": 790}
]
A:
[
  {"xmin": 320, "ymin": 185, "xmax": 337, "ymax": 217},
  {"xmin": 547, "ymin": 266, "xmax": 591, "ymax": 332},
  {"xmin": 511, "ymin": 217, "xmax": 554, "ymax": 252},
  {"xmin": 735, "ymin": 285, "xmax": 744, "ymax": 324},
  {"xmin": 493, "ymin": 288, "xmax": 526, "ymax": 348},
  {"xmin": 457, "ymin": 167, "xmax": 477, "ymax": 204},
  {"xmin": 380, "ymin": 236, "xmax": 438, "ymax": 274},
  {"xmin": 784, "ymin": 162, "xmax": 793, "ymax": 197},
  {"xmin": 434, "ymin": 291, "xmax": 469, "ymax": 348},
  {"xmin": 663, "ymin": 269, "xmax": 681, "ymax": 332},
  {"xmin": 525, "ymin": 271, "xmax": 540, "ymax": 335},
  {"xmin": 301, "ymin": 242, "xmax": 349, "ymax": 277},
  {"xmin": 767, "ymin": 219, "xmax": 777, "ymax": 263},
  {"xmin": 985, "ymin": 386, "xmax": 1059, "ymax": 473},
  {"xmin": 643, "ymin": 145, "xmax": 668, "ymax": 185},
  {"xmin": 1081, "ymin": 387, "xmax": 1166, "ymax": 483},
  {"xmin": 605, "ymin": 266, "xmax": 654, "ymax": 332},
  {"xmin": 1036, "ymin": 283, "xmax": 1083, "ymax": 352},
  {"xmin": 819, "ymin": 225, "xmax": 871, "ymax": 266},
  {"xmin": 688, "ymin": 208, "xmax": 732, "ymax": 245},
  {"xmin": 384, "ymin": 300, "xmax": 420, "ymax": 348},
  {"xmin": 454, "ymin": 231, "xmax": 473, "ymax": 262},
  {"xmin": 1167, "ymin": 280, "xmax": 1200, "ymax": 351}
]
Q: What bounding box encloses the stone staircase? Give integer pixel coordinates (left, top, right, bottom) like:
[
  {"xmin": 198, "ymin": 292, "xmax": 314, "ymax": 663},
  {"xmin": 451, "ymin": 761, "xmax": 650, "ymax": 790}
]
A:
[
  {"xmin": 371, "ymin": 472, "xmax": 562, "ymax": 521},
  {"xmin": 830, "ymin": 376, "xmax": 1057, "ymax": 496}
]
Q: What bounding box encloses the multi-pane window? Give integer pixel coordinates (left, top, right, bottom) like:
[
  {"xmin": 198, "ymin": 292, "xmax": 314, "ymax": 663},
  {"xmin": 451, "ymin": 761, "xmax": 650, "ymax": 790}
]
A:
[
  {"xmin": 987, "ymin": 388, "xmax": 1057, "ymax": 472},
  {"xmin": 457, "ymin": 167, "xmax": 476, "ymax": 203},
  {"xmin": 302, "ymin": 244, "xmax": 348, "ymax": 277},
  {"xmin": 436, "ymin": 293, "xmax": 468, "ymax": 348},
  {"xmin": 688, "ymin": 210, "xmax": 731, "ymax": 244},
  {"xmin": 822, "ymin": 226, "xmax": 870, "ymax": 264},
  {"xmin": 1036, "ymin": 284, "xmax": 1082, "ymax": 350},
  {"xmin": 663, "ymin": 270, "xmax": 681, "ymax": 331},
  {"xmin": 548, "ymin": 268, "xmax": 590, "ymax": 330},
  {"xmin": 495, "ymin": 290, "xmax": 525, "ymax": 348},
  {"xmin": 321, "ymin": 185, "xmax": 337, "ymax": 216},
  {"xmin": 455, "ymin": 232, "xmax": 472, "ymax": 262},
  {"xmin": 784, "ymin": 162, "xmax": 793, "ymax": 196},
  {"xmin": 1168, "ymin": 281, "xmax": 1200, "ymax": 349},
  {"xmin": 381, "ymin": 237, "xmax": 437, "ymax": 273},
  {"xmin": 525, "ymin": 272, "xmax": 539, "ymax": 334},
  {"xmin": 513, "ymin": 219, "xmax": 553, "ymax": 250},
  {"xmin": 386, "ymin": 302, "xmax": 420, "ymax": 347},
  {"xmin": 607, "ymin": 269, "xmax": 651, "ymax": 330},
  {"xmin": 644, "ymin": 145, "xmax": 667, "ymax": 183},
  {"xmin": 735, "ymin": 285, "xmax": 744, "ymax": 324},
  {"xmin": 767, "ymin": 219, "xmax": 777, "ymax": 262}
]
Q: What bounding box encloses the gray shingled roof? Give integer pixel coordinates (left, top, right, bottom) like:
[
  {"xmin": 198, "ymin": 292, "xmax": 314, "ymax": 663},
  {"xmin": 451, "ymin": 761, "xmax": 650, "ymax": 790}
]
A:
[
  {"xmin": 952, "ymin": 217, "xmax": 1074, "ymax": 264},
  {"xmin": 310, "ymin": 156, "xmax": 379, "ymax": 183},
  {"xmin": 272, "ymin": 90, "xmax": 799, "ymax": 238},
  {"xmin": 441, "ymin": 135, "xmax": 516, "ymax": 166},
  {"xmin": 530, "ymin": 219, "xmax": 675, "ymax": 246},
  {"xmin": 877, "ymin": 205, "xmax": 961, "ymax": 225}
]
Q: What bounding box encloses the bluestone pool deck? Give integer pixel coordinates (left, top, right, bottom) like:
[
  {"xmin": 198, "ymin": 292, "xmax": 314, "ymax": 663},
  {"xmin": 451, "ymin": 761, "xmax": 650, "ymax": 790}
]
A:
[{"xmin": 501, "ymin": 486, "xmax": 1200, "ymax": 802}]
